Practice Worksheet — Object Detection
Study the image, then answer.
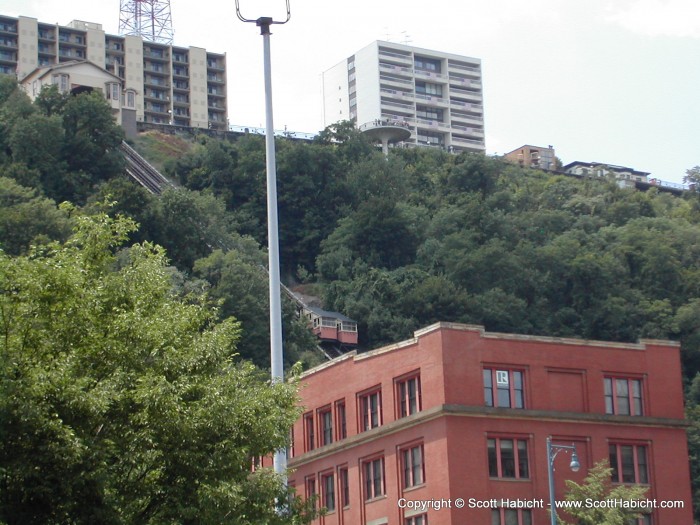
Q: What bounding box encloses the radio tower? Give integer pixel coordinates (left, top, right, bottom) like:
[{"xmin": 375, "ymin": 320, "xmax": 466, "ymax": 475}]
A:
[{"xmin": 119, "ymin": 0, "xmax": 174, "ymax": 45}]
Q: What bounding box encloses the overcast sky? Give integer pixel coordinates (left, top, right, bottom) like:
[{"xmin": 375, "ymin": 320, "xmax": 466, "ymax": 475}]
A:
[{"xmin": 5, "ymin": 0, "xmax": 700, "ymax": 183}]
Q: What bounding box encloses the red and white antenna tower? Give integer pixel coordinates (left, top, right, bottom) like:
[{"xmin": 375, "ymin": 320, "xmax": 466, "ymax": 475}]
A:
[{"xmin": 119, "ymin": 0, "xmax": 174, "ymax": 45}]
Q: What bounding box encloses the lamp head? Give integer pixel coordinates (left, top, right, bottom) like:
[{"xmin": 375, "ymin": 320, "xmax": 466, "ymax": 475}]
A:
[{"xmin": 570, "ymin": 451, "xmax": 580, "ymax": 472}]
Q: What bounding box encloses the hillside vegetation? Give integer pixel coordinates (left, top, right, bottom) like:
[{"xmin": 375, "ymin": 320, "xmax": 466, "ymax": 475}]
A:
[{"xmin": 3, "ymin": 76, "xmax": 700, "ymax": 519}]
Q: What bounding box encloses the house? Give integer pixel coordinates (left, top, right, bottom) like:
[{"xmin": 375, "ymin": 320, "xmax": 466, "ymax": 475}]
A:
[
  {"xmin": 504, "ymin": 145, "xmax": 557, "ymax": 171},
  {"xmin": 20, "ymin": 59, "xmax": 137, "ymax": 134}
]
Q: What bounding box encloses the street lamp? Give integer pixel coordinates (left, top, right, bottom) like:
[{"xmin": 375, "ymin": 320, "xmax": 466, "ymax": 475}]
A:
[
  {"xmin": 234, "ymin": 0, "xmax": 290, "ymax": 478},
  {"xmin": 547, "ymin": 436, "xmax": 580, "ymax": 525}
]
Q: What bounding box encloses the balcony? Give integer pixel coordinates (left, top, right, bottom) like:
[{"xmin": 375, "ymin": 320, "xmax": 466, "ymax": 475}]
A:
[
  {"xmin": 450, "ymin": 123, "xmax": 484, "ymax": 138},
  {"xmin": 172, "ymin": 67, "xmax": 188, "ymax": 78},
  {"xmin": 378, "ymin": 62, "xmax": 413, "ymax": 77},
  {"xmin": 207, "ymin": 88, "xmax": 225, "ymax": 97},
  {"xmin": 207, "ymin": 74, "xmax": 225, "ymax": 84},
  {"xmin": 448, "ymin": 61, "xmax": 481, "ymax": 78},
  {"xmin": 451, "ymin": 113, "xmax": 484, "ymax": 126},
  {"xmin": 449, "ymin": 89, "xmax": 482, "ymax": 104},
  {"xmin": 146, "ymin": 50, "xmax": 169, "ymax": 62},
  {"xmin": 0, "ymin": 22, "xmax": 17, "ymax": 34},
  {"xmin": 380, "ymin": 75, "xmax": 413, "ymax": 90},
  {"xmin": 378, "ymin": 48, "xmax": 412, "ymax": 66},
  {"xmin": 144, "ymin": 76, "xmax": 169, "ymax": 88},
  {"xmin": 451, "ymin": 135, "xmax": 485, "ymax": 147},
  {"xmin": 415, "ymin": 92, "xmax": 449, "ymax": 108},
  {"xmin": 58, "ymin": 49, "xmax": 85, "ymax": 60},
  {"xmin": 145, "ymin": 104, "xmax": 169, "ymax": 116},
  {"xmin": 146, "ymin": 63, "xmax": 169, "ymax": 76},
  {"xmin": 173, "ymin": 81, "xmax": 189, "ymax": 92},
  {"xmin": 207, "ymin": 58, "xmax": 225, "ymax": 70},
  {"xmin": 381, "ymin": 87, "xmax": 414, "ymax": 101},
  {"xmin": 413, "ymin": 68, "xmax": 448, "ymax": 81},
  {"xmin": 449, "ymin": 76, "xmax": 482, "ymax": 90},
  {"xmin": 0, "ymin": 50, "xmax": 16, "ymax": 62},
  {"xmin": 144, "ymin": 90, "xmax": 169, "ymax": 102}
]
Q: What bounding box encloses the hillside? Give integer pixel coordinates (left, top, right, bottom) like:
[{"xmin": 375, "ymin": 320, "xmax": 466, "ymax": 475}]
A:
[{"xmin": 2, "ymin": 77, "xmax": 700, "ymax": 518}]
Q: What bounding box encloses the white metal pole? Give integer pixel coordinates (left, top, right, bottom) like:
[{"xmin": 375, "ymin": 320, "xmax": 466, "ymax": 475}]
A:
[{"xmin": 259, "ymin": 19, "xmax": 287, "ymax": 477}]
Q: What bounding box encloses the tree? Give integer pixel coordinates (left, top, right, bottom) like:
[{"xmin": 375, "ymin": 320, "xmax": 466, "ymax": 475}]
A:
[
  {"xmin": 561, "ymin": 461, "xmax": 649, "ymax": 525},
  {"xmin": 684, "ymin": 165, "xmax": 700, "ymax": 190},
  {"xmin": 0, "ymin": 176, "xmax": 71, "ymax": 255},
  {"xmin": 0, "ymin": 209, "xmax": 312, "ymax": 524}
]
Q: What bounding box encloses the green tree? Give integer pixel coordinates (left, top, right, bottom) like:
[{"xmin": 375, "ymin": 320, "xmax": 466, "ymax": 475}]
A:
[
  {"xmin": 561, "ymin": 461, "xmax": 649, "ymax": 525},
  {"xmin": 59, "ymin": 91, "xmax": 124, "ymax": 201},
  {"xmin": 684, "ymin": 166, "xmax": 700, "ymax": 190},
  {"xmin": 0, "ymin": 209, "xmax": 312, "ymax": 524},
  {"xmin": 0, "ymin": 176, "xmax": 71, "ymax": 254}
]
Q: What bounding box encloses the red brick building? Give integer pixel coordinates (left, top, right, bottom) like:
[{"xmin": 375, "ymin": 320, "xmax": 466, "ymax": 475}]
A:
[{"xmin": 288, "ymin": 322, "xmax": 692, "ymax": 525}]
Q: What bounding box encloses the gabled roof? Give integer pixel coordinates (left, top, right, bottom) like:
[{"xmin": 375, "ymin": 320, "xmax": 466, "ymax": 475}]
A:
[{"xmin": 21, "ymin": 59, "xmax": 121, "ymax": 84}]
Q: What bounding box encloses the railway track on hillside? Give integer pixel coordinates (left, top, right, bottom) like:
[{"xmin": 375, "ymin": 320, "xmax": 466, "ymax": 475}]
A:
[{"xmin": 120, "ymin": 141, "xmax": 175, "ymax": 194}]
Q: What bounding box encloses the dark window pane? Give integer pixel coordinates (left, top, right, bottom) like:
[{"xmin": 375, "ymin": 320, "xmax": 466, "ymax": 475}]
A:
[
  {"xmin": 517, "ymin": 439, "xmax": 529, "ymax": 478},
  {"xmin": 500, "ymin": 439, "xmax": 515, "ymax": 477},
  {"xmin": 488, "ymin": 438, "xmax": 498, "ymax": 477}
]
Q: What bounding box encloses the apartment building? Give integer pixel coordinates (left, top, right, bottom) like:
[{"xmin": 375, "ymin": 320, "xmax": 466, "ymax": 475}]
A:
[
  {"xmin": 0, "ymin": 14, "xmax": 227, "ymax": 130},
  {"xmin": 322, "ymin": 41, "xmax": 485, "ymax": 153},
  {"xmin": 288, "ymin": 322, "xmax": 692, "ymax": 525},
  {"xmin": 504, "ymin": 144, "xmax": 557, "ymax": 171}
]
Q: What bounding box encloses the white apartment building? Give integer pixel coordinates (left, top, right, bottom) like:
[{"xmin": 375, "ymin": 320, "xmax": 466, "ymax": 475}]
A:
[
  {"xmin": 0, "ymin": 14, "xmax": 227, "ymax": 130},
  {"xmin": 322, "ymin": 40, "xmax": 485, "ymax": 153}
]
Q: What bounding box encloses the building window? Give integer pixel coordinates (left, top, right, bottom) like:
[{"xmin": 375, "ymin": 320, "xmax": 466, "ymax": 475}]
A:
[
  {"xmin": 626, "ymin": 515, "xmax": 652, "ymax": 525},
  {"xmin": 106, "ymin": 82, "xmax": 120, "ymax": 101},
  {"xmin": 359, "ymin": 388, "xmax": 382, "ymax": 431},
  {"xmin": 609, "ymin": 444, "xmax": 648, "ymax": 484},
  {"xmin": 335, "ymin": 400, "xmax": 347, "ymax": 440},
  {"xmin": 605, "ymin": 377, "xmax": 643, "ymax": 416},
  {"xmin": 416, "ymin": 105, "xmax": 443, "ymax": 121},
  {"xmin": 303, "ymin": 412, "xmax": 314, "ymax": 452},
  {"xmin": 396, "ymin": 374, "xmax": 421, "ymax": 418},
  {"xmin": 339, "ymin": 466, "xmax": 350, "ymax": 508},
  {"xmin": 52, "ymin": 74, "xmax": 69, "ymax": 93},
  {"xmin": 321, "ymin": 472, "xmax": 335, "ymax": 512},
  {"xmin": 125, "ymin": 90, "xmax": 135, "ymax": 109},
  {"xmin": 415, "ymin": 56, "xmax": 441, "ymax": 73},
  {"xmin": 416, "ymin": 81, "xmax": 442, "ymax": 97},
  {"xmin": 318, "ymin": 406, "xmax": 333, "ymax": 446},
  {"xmin": 401, "ymin": 443, "xmax": 425, "ymax": 489},
  {"xmin": 491, "ymin": 508, "xmax": 532, "ymax": 525},
  {"xmin": 484, "ymin": 368, "xmax": 524, "ymax": 408},
  {"xmin": 363, "ymin": 457, "xmax": 385, "ymax": 500},
  {"xmin": 306, "ymin": 476, "xmax": 316, "ymax": 504},
  {"xmin": 488, "ymin": 437, "xmax": 529, "ymax": 479},
  {"xmin": 405, "ymin": 515, "xmax": 428, "ymax": 525}
]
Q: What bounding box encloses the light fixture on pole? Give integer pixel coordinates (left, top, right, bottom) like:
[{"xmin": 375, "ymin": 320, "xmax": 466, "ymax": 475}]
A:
[
  {"xmin": 547, "ymin": 436, "xmax": 580, "ymax": 525},
  {"xmin": 234, "ymin": 0, "xmax": 290, "ymax": 478}
]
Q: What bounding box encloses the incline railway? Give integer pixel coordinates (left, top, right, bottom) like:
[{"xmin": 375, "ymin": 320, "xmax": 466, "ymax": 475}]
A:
[{"xmin": 119, "ymin": 141, "xmax": 357, "ymax": 358}]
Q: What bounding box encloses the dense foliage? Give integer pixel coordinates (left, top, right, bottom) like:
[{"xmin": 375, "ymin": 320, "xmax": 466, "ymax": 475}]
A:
[{"xmin": 0, "ymin": 210, "xmax": 313, "ymax": 524}]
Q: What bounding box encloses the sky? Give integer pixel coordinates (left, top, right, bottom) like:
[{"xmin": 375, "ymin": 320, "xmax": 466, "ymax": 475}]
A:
[{"xmin": 5, "ymin": 0, "xmax": 700, "ymax": 183}]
